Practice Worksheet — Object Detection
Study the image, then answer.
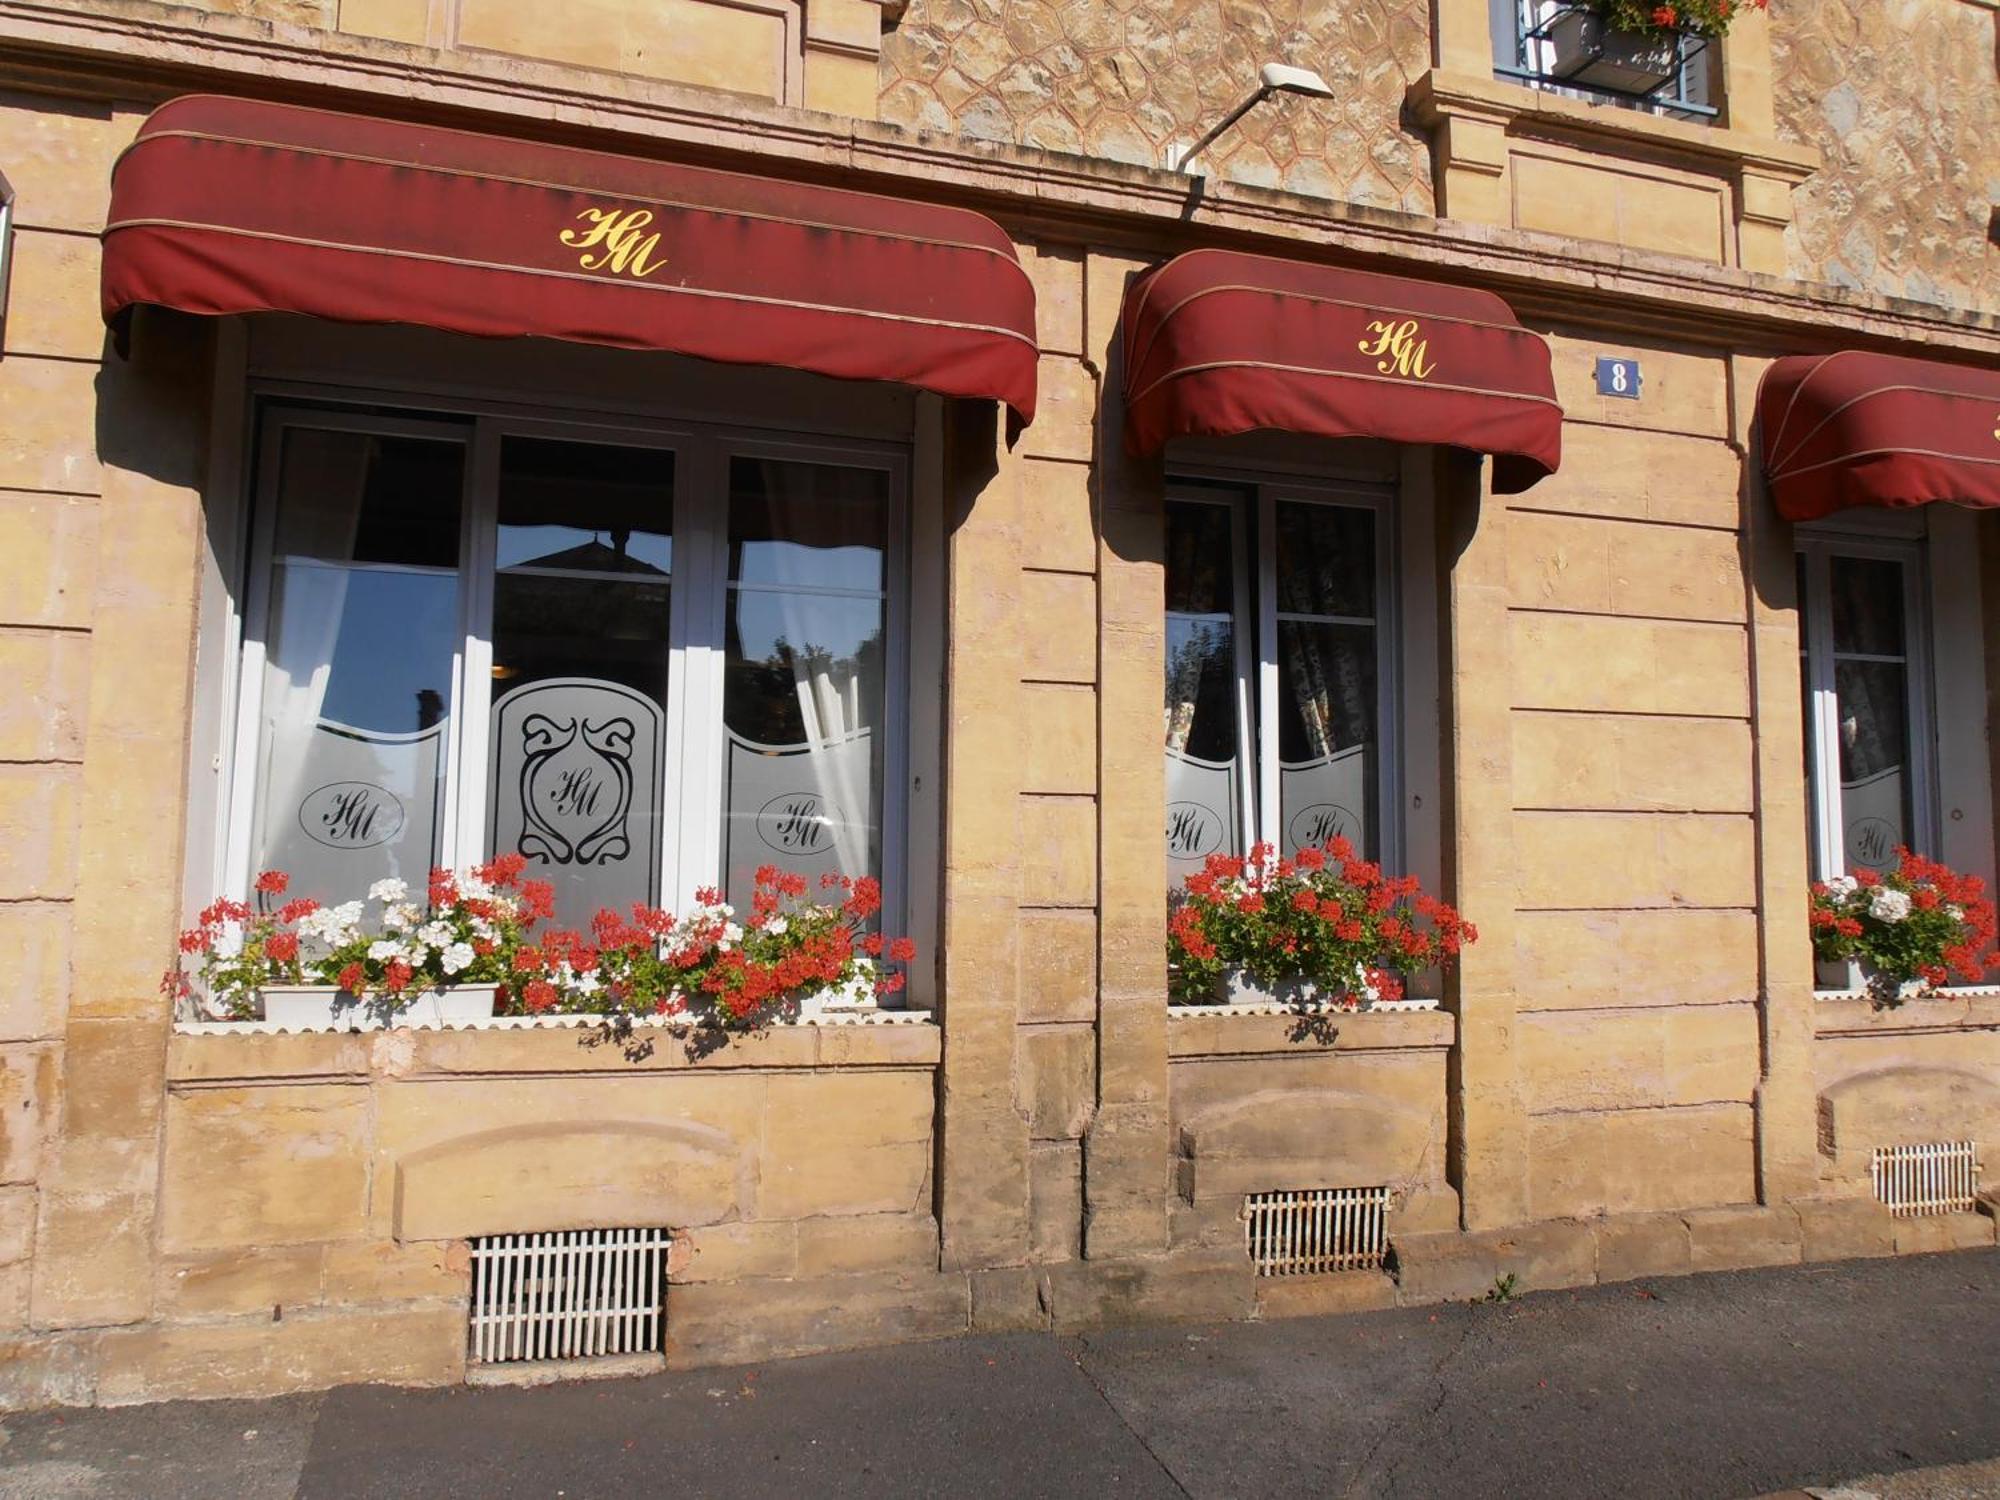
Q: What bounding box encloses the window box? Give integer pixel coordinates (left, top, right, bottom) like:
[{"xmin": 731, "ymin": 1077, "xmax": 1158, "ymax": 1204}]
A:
[
  {"xmin": 1545, "ymin": 9, "xmax": 1683, "ymax": 94},
  {"xmin": 258, "ymin": 982, "xmax": 500, "ymax": 1031}
]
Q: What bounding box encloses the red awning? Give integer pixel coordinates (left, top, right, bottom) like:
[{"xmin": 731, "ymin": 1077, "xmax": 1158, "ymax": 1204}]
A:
[
  {"xmin": 1758, "ymin": 351, "xmax": 2000, "ymax": 521},
  {"xmin": 1120, "ymin": 249, "xmax": 1562, "ymax": 491},
  {"xmin": 102, "ymin": 95, "xmax": 1038, "ymax": 425}
]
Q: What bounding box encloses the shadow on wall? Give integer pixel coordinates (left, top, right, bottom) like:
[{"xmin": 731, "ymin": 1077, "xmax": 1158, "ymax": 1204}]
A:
[{"xmin": 94, "ymin": 305, "xmax": 215, "ymax": 491}]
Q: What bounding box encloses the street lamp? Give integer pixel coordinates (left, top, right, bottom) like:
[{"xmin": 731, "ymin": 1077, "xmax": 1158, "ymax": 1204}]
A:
[{"xmin": 1167, "ymin": 63, "xmax": 1336, "ymax": 176}]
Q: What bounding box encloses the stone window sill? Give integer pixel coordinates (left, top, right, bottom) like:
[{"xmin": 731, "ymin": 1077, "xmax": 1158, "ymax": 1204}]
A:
[
  {"xmin": 166, "ymin": 1011, "xmax": 939, "ymax": 1084},
  {"xmin": 1406, "ymin": 68, "xmax": 1820, "ymax": 181},
  {"xmin": 1813, "ymin": 988, "xmax": 2000, "ymax": 1038}
]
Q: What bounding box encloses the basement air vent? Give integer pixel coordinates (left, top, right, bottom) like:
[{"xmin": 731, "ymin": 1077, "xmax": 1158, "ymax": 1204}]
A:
[
  {"xmin": 469, "ymin": 1228, "xmax": 670, "ymax": 1364},
  {"xmin": 1244, "ymin": 1186, "xmax": 1389, "ymax": 1276},
  {"xmin": 1871, "ymin": 1141, "xmax": 1980, "ymax": 1218}
]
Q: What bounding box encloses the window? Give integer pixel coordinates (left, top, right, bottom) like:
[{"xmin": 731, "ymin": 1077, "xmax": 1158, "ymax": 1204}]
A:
[
  {"xmin": 224, "ymin": 403, "xmax": 908, "ymax": 937},
  {"xmin": 1489, "ymin": 0, "xmax": 1718, "ymax": 121},
  {"xmin": 1797, "ymin": 533, "xmax": 1935, "ymax": 879},
  {"xmin": 1163, "ymin": 475, "xmax": 1398, "ymax": 887}
]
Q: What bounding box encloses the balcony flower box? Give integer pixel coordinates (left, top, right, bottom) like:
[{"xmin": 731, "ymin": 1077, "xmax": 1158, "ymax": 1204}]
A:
[{"xmin": 1545, "ymin": 9, "xmax": 1682, "ymax": 94}]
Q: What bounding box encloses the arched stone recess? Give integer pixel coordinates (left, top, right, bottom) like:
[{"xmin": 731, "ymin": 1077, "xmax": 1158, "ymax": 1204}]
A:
[
  {"xmin": 1816, "ymin": 1067, "xmax": 2000, "ymax": 1187},
  {"xmin": 393, "ymin": 1120, "xmax": 748, "ymax": 1243},
  {"xmin": 1176, "ymin": 1088, "xmax": 1446, "ymax": 1206}
]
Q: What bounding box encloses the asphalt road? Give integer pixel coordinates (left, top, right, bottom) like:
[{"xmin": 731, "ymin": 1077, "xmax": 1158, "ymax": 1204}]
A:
[{"xmin": 3, "ymin": 1248, "xmax": 1997, "ymax": 1500}]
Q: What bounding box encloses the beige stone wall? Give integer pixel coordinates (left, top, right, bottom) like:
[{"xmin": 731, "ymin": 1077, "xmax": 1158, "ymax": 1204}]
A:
[
  {"xmin": 6, "ymin": 16, "xmax": 2000, "ymax": 1405},
  {"xmin": 30, "ymin": 1027, "xmax": 948, "ymax": 1401},
  {"xmin": 179, "ymin": 0, "xmax": 884, "ymax": 116},
  {"xmin": 1499, "ymin": 330, "xmax": 1766, "ymax": 1221},
  {"xmin": 878, "ymin": 0, "xmax": 1435, "ymax": 210},
  {"xmin": 1167, "ymin": 1011, "xmax": 1460, "ymax": 1243},
  {"xmin": 1772, "ymin": 0, "xmax": 2000, "ymax": 314},
  {"xmin": 0, "ymin": 84, "xmax": 208, "ymax": 1371}
]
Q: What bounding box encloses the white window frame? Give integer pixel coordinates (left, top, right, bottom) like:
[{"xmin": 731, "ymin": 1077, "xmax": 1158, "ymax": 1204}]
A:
[
  {"xmin": 1165, "ymin": 463, "xmax": 1405, "ymax": 872},
  {"xmin": 216, "ymin": 392, "xmax": 917, "ymax": 965},
  {"xmin": 1796, "ymin": 525, "xmax": 1939, "ymax": 885}
]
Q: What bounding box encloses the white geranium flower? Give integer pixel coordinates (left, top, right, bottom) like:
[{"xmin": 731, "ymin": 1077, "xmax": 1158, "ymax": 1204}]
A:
[
  {"xmin": 1824, "ymin": 875, "xmax": 1860, "ymax": 899},
  {"xmin": 296, "ymin": 908, "xmax": 340, "ymax": 946},
  {"xmin": 417, "ymin": 921, "xmax": 455, "ymax": 950},
  {"xmin": 439, "ymin": 942, "xmax": 475, "ymax": 976},
  {"xmin": 470, "ymin": 916, "xmax": 498, "ymax": 943},
  {"xmin": 460, "ymin": 870, "xmax": 494, "ymax": 901},
  {"xmin": 1947, "ymin": 904, "xmax": 1966, "ymax": 922},
  {"xmin": 572, "ymin": 971, "xmax": 602, "ymax": 997},
  {"xmin": 383, "ymin": 903, "xmax": 421, "ymax": 932},
  {"xmin": 368, "ymin": 877, "xmax": 409, "ymax": 903},
  {"xmin": 1867, "ymin": 886, "xmax": 1912, "ymax": 923},
  {"xmin": 764, "ymin": 916, "xmax": 789, "ymax": 937},
  {"xmin": 367, "ymin": 939, "xmax": 408, "ymax": 963}
]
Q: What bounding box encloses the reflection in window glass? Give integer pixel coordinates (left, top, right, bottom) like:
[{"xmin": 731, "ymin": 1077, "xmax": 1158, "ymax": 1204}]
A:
[
  {"xmin": 488, "ymin": 438, "xmax": 674, "ymax": 929},
  {"xmin": 249, "ymin": 428, "xmax": 463, "ymax": 905},
  {"xmin": 721, "ymin": 457, "xmax": 887, "ymax": 912},
  {"xmin": 1830, "ymin": 557, "xmax": 1913, "ymax": 873},
  {"xmin": 1799, "ymin": 546, "xmax": 1921, "ymax": 877},
  {"xmin": 1277, "ymin": 502, "xmax": 1379, "ymax": 861},
  {"xmin": 1164, "ymin": 499, "xmax": 1245, "ymax": 883}
]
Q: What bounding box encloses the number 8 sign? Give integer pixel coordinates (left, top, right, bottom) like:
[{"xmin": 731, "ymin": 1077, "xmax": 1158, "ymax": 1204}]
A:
[{"xmin": 1595, "ymin": 356, "xmax": 1642, "ymax": 400}]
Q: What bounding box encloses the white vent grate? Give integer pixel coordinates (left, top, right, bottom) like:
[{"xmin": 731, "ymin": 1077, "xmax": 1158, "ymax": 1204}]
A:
[
  {"xmin": 1244, "ymin": 1186, "xmax": 1389, "ymax": 1276},
  {"xmin": 1872, "ymin": 1141, "xmax": 1980, "ymax": 1218},
  {"xmin": 469, "ymin": 1228, "xmax": 670, "ymax": 1364}
]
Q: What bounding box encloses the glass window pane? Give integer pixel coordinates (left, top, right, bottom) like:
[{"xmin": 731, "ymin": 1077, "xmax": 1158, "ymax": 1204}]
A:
[
  {"xmin": 496, "ymin": 436, "xmax": 674, "ymax": 574},
  {"xmin": 1165, "ymin": 501, "xmax": 1234, "ymax": 615},
  {"xmin": 1830, "ymin": 556, "xmax": 1905, "ymax": 657},
  {"xmin": 1276, "ymin": 502, "xmax": 1375, "ymax": 619},
  {"xmin": 272, "ymin": 427, "xmax": 460, "ymax": 568},
  {"xmin": 1277, "ymin": 620, "xmax": 1378, "ymax": 860},
  {"xmin": 248, "ymin": 428, "xmax": 463, "ymax": 905},
  {"xmin": 488, "ymin": 440, "xmax": 674, "ymax": 929},
  {"xmin": 729, "ymin": 458, "xmax": 885, "ymax": 592},
  {"xmin": 1165, "ymin": 499, "xmax": 1244, "ymax": 883},
  {"xmin": 1835, "ymin": 657, "xmax": 1912, "ymax": 872},
  {"xmin": 721, "ymin": 458, "xmax": 889, "ymax": 913}
]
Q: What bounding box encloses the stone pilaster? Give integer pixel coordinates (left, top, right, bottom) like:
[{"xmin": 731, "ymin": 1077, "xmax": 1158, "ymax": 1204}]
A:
[
  {"xmin": 1439, "ymin": 450, "xmax": 1530, "ymax": 1231},
  {"xmin": 1733, "ymin": 353, "xmax": 1821, "ymax": 1204},
  {"xmin": 935, "ymin": 400, "xmax": 1033, "ymax": 1270},
  {"xmin": 1082, "ymin": 251, "xmax": 1170, "ymax": 1258}
]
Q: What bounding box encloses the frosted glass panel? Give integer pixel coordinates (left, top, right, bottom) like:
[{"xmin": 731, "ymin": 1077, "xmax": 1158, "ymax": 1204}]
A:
[
  {"xmin": 721, "ymin": 457, "xmax": 887, "ymax": 911},
  {"xmin": 248, "ymin": 428, "xmax": 462, "ymax": 904}
]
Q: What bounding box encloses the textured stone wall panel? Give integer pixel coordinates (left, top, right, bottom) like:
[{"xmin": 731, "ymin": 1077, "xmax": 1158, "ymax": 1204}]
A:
[
  {"xmin": 879, "ymin": 0, "xmax": 1435, "ymax": 212},
  {"xmin": 1773, "ymin": 0, "xmax": 2000, "ymax": 314}
]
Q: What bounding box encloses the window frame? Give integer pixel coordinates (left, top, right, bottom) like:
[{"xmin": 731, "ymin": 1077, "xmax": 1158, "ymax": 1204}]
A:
[
  {"xmin": 218, "ymin": 393, "xmax": 916, "ymax": 964},
  {"xmin": 1796, "ymin": 525, "xmax": 1940, "ymax": 885},
  {"xmin": 1165, "ymin": 462, "xmax": 1406, "ymax": 874},
  {"xmin": 1490, "ymin": 0, "xmax": 1720, "ymax": 122}
]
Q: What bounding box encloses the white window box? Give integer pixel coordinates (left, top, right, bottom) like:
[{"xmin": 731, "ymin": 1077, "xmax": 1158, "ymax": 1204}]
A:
[
  {"xmin": 174, "ymin": 1001, "xmax": 932, "ymax": 1036},
  {"xmin": 256, "ymin": 982, "xmax": 498, "ymax": 1031}
]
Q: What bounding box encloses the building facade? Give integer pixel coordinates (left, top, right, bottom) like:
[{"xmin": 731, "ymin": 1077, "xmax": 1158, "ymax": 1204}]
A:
[{"xmin": 0, "ymin": 0, "xmax": 1997, "ymax": 1405}]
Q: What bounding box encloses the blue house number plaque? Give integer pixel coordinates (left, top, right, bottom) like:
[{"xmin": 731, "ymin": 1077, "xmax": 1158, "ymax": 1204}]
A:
[{"xmin": 1595, "ymin": 356, "xmax": 1642, "ymax": 399}]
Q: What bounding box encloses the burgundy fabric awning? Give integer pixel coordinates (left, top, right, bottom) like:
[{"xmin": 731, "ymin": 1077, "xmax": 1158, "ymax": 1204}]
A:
[
  {"xmin": 1120, "ymin": 249, "xmax": 1562, "ymax": 492},
  {"xmin": 102, "ymin": 95, "xmax": 1038, "ymax": 425},
  {"xmin": 1758, "ymin": 351, "xmax": 2000, "ymax": 521}
]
